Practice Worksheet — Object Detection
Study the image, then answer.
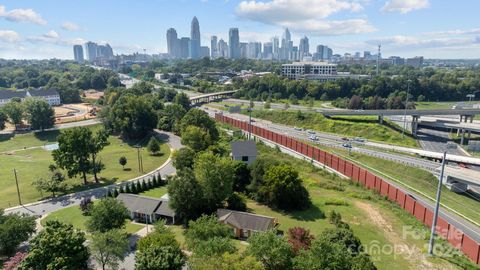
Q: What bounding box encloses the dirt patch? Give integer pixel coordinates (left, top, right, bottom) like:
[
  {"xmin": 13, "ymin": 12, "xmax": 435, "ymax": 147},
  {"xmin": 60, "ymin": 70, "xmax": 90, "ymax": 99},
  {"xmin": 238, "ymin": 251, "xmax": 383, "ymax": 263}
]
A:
[{"xmin": 355, "ymin": 201, "xmax": 455, "ymax": 270}]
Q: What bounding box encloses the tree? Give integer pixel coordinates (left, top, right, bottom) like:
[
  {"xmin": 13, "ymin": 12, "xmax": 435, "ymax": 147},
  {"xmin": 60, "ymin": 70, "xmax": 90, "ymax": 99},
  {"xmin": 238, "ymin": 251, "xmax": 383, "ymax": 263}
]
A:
[
  {"xmin": 157, "ymin": 104, "xmax": 186, "ymax": 132},
  {"xmin": 87, "ymin": 197, "xmax": 129, "ymax": 233},
  {"xmin": 0, "ymin": 110, "xmax": 6, "ymax": 130},
  {"xmin": 189, "ymin": 253, "xmax": 264, "ymax": 270},
  {"xmin": 258, "ymin": 165, "xmax": 310, "ymax": 210},
  {"xmin": 3, "ymin": 252, "xmax": 27, "ymax": 270},
  {"xmin": 232, "ymin": 161, "xmax": 251, "ymax": 192},
  {"xmin": 348, "ymin": 95, "xmax": 363, "ymax": 109},
  {"xmin": 32, "ymin": 166, "xmax": 66, "ymax": 198},
  {"xmin": 319, "ymin": 228, "xmax": 363, "ymax": 255},
  {"xmin": 91, "ymin": 74, "xmax": 107, "ymax": 90},
  {"xmin": 106, "ymin": 94, "xmax": 157, "ymax": 139},
  {"xmin": 0, "ymin": 210, "xmax": 36, "ymax": 256},
  {"xmin": 135, "ymin": 244, "xmax": 185, "ymax": 270},
  {"xmin": 246, "ymin": 230, "xmax": 294, "ymax": 270},
  {"xmin": 119, "ymin": 156, "xmax": 127, "ymax": 170},
  {"xmin": 247, "ymin": 157, "xmax": 279, "ymax": 199},
  {"xmin": 90, "ymin": 129, "xmax": 110, "ymax": 183},
  {"xmin": 172, "ymin": 147, "xmax": 195, "ymax": 171},
  {"xmin": 147, "ymin": 137, "xmax": 161, "ymax": 155},
  {"xmin": 3, "ymin": 100, "xmax": 24, "ymax": 130},
  {"xmin": 80, "ymin": 197, "xmax": 93, "ymax": 215},
  {"xmin": 91, "ymin": 229, "xmax": 130, "ymax": 270},
  {"xmin": 287, "ymin": 227, "xmax": 315, "ymax": 254},
  {"xmin": 174, "ymin": 92, "xmax": 191, "ymax": 111},
  {"xmin": 184, "ymin": 215, "xmax": 232, "ymax": 251},
  {"xmin": 226, "ymin": 192, "xmax": 247, "ymax": 211},
  {"xmin": 167, "ymin": 169, "xmax": 204, "ymax": 223},
  {"xmin": 24, "ymin": 98, "xmax": 55, "ymax": 131},
  {"xmin": 417, "ymin": 94, "xmax": 425, "ymax": 102},
  {"xmin": 190, "ymin": 237, "xmax": 236, "ymax": 258},
  {"xmin": 181, "ymin": 125, "xmax": 212, "ymax": 152},
  {"xmin": 53, "ymin": 127, "xmax": 93, "ymax": 185},
  {"xmin": 179, "ymin": 108, "xmax": 219, "ymax": 141},
  {"xmin": 194, "ymin": 152, "xmax": 235, "ymax": 211},
  {"xmin": 21, "ymin": 221, "xmax": 89, "ymax": 270},
  {"xmin": 292, "ymin": 238, "xmax": 352, "ymax": 270}
]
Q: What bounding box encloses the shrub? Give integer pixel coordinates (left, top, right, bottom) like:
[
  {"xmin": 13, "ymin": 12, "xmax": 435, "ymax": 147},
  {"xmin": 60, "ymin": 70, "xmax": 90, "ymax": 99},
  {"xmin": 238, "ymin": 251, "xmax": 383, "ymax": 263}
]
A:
[
  {"xmin": 80, "ymin": 197, "xmax": 93, "ymax": 215},
  {"xmin": 324, "ymin": 199, "xmax": 349, "ymax": 206}
]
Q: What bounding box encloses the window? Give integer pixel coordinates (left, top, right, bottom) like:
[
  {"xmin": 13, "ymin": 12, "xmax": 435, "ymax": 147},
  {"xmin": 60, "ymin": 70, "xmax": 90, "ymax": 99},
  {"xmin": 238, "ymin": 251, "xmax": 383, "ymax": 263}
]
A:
[{"xmin": 242, "ymin": 156, "xmax": 249, "ymax": 162}]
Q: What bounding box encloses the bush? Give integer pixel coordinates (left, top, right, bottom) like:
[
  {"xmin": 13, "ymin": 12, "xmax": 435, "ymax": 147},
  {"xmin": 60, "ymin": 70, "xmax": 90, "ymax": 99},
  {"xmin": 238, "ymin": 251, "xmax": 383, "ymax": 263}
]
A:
[
  {"xmin": 80, "ymin": 197, "xmax": 93, "ymax": 215},
  {"xmin": 324, "ymin": 199, "xmax": 349, "ymax": 206},
  {"xmin": 226, "ymin": 192, "xmax": 247, "ymax": 211}
]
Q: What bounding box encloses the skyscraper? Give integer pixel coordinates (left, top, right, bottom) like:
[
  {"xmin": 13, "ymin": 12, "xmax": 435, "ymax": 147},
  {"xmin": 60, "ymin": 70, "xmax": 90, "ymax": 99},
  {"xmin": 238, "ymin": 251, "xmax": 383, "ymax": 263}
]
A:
[
  {"xmin": 73, "ymin": 45, "xmax": 84, "ymax": 63},
  {"xmin": 299, "ymin": 36, "xmax": 309, "ymax": 59},
  {"xmin": 190, "ymin": 16, "xmax": 201, "ymax": 59},
  {"xmin": 281, "ymin": 28, "xmax": 292, "ymax": 60},
  {"xmin": 272, "ymin": 37, "xmax": 279, "ymax": 59},
  {"xmin": 218, "ymin": 39, "xmax": 229, "ymax": 58},
  {"xmin": 97, "ymin": 43, "xmax": 113, "ymax": 59},
  {"xmin": 85, "ymin": 41, "xmax": 98, "ymax": 61},
  {"xmin": 179, "ymin": 37, "xmax": 190, "ymax": 59},
  {"xmin": 263, "ymin": 42, "xmax": 273, "ymax": 59},
  {"xmin": 211, "ymin": 36, "xmax": 218, "ymax": 58},
  {"xmin": 167, "ymin": 28, "xmax": 179, "ymax": 58},
  {"xmin": 229, "ymin": 28, "xmax": 240, "ymax": 59}
]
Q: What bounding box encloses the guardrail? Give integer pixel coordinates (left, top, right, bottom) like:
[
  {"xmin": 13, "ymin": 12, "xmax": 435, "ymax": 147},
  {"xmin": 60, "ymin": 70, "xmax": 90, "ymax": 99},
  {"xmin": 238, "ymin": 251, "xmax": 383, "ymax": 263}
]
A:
[{"xmin": 215, "ymin": 113, "xmax": 480, "ymax": 265}]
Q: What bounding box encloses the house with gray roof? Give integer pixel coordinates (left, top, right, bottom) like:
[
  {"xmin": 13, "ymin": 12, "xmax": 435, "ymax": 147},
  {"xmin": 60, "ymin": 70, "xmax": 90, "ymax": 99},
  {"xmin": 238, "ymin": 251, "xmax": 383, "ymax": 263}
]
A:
[
  {"xmin": 230, "ymin": 140, "xmax": 258, "ymax": 165},
  {"xmin": 116, "ymin": 193, "xmax": 176, "ymax": 224},
  {"xmin": 217, "ymin": 209, "xmax": 277, "ymax": 238},
  {"xmin": 0, "ymin": 90, "xmax": 27, "ymax": 107},
  {"xmin": 27, "ymin": 88, "xmax": 61, "ymax": 106}
]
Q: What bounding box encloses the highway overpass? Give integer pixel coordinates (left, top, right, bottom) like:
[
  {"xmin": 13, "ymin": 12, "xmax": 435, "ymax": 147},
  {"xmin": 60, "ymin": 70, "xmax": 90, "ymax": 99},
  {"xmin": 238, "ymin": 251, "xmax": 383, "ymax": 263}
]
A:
[
  {"xmin": 189, "ymin": 90, "xmax": 237, "ymax": 105},
  {"xmin": 321, "ymin": 108, "xmax": 480, "ymax": 117}
]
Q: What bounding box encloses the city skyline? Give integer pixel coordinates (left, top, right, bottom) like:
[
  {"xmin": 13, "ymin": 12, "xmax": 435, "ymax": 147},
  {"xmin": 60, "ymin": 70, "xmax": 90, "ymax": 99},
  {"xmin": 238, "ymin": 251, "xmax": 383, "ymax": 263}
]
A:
[{"xmin": 0, "ymin": 0, "xmax": 479, "ymax": 59}]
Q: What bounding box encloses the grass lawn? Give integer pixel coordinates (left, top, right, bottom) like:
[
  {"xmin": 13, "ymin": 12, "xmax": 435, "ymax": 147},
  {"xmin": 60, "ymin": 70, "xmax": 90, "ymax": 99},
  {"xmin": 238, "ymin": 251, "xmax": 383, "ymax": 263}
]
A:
[
  {"xmin": 0, "ymin": 125, "xmax": 171, "ymax": 209},
  {"xmin": 246, "ymin": 109, "xmax": 418, "ymax": 147},
  {"xmin": 139, "ymin": 186, "xmax": 168, "ymax": 198},
  {"xmin": 415, "ymin": 101, "xmax": 479, "ymax": 110},
  {"xmin": 41, "ymin": 205, "xmax": 144, "ymax": 235}
]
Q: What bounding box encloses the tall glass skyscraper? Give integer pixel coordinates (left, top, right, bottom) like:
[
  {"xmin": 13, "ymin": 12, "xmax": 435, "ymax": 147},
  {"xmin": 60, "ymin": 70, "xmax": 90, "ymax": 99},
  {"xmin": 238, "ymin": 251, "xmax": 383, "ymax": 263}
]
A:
[
  {"xmin": 229, "ymin": 28, "xmax": 240, "ymax": 59},
  {"xmin": 190, "ymin": 16, "xmax": 201, "ymax": 59}
]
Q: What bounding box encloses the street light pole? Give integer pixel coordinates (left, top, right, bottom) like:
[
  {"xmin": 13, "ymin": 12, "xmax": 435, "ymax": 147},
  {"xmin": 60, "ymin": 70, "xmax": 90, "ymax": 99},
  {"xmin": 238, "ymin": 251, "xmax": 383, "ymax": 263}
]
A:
[
  {"xmin": 428, "ymin": 150, "xmax": 447, "ymax": 255},
  {"xmin": 13, "ymin": 169, "xmax": 22, "ymax": 205},
  {"xmin": 248, "ymin": 107, "xmax": 252, "ymax": 140},
  {"xmin": 402, "ymin": 79, "xmax": 412, "ymax": 139}
]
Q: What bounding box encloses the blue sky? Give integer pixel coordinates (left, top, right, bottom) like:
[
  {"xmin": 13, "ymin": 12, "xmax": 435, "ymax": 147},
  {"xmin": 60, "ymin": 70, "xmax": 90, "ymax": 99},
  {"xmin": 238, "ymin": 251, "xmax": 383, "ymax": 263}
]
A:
[{"xmin": 0, "ymin": 0, "xmax": 479, "ymax": 59}]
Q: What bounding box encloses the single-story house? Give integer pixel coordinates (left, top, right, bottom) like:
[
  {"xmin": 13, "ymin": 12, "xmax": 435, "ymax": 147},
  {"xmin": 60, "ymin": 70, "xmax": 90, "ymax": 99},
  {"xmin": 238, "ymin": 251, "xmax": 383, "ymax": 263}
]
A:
[
  {"xmin": 27, "ymin": 88, "xmax": 61, "ymax": 106},
  {"xmin": 116, "ymin": 193, "xmax": 176, "ymax": 224},
  {"xmin": 217, "ymin": 209, "xmax": 278, "ymax": 239},
  {"xmin": 230, "ymin": 140, "xmax": 258, "ymax": 165},
  {"xmin": 0, "ymin": 90, "xmax": 27, "ymax": 107}
]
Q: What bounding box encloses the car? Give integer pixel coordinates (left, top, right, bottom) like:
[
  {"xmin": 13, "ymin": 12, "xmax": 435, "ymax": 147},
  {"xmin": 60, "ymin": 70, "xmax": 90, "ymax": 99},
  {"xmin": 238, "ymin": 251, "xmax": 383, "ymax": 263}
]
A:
[
  {"xmin": 341, "ymin": 137, "xmax": 349, "ymax": 141},
  {"xmin": 342, "ymin": 143, "xmax": 352, "ymax": 148},
  {"xmin": 294, "ymin": 127, "xmax": 302, "ymax": 131},
  {"xmin": 307, "ymin": 130, "xmax": 316, "ymax": 135},
  {"xmin": 354, "ymin": 137, "xmax": 365, "ymax": 142},
  {"xmin": 309, "ymin": 135, "xmax": 318, "ymax": 141}
]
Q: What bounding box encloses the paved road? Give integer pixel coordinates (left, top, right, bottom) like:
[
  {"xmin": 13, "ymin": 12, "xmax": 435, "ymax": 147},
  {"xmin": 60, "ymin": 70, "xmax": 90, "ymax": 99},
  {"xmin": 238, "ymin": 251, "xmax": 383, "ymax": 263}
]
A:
[
  {"xmin": 4, "ymin": 130, "xmax": 181, "ymax": 217},
  {"xmin": 417, "ymin": 128, "xmax": 467, "ymax": 156}
]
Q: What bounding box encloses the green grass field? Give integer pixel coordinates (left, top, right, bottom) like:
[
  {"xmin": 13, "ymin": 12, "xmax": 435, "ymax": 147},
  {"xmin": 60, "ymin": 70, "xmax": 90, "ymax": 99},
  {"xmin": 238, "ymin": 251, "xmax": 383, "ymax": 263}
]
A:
[
  {"xmin": 139, "ymin": 186, "xmax": 168, "ymax": 198},
  {"xmin": 246, "ymin": 109, "xmax": 418, "ymax": 147},
  {"xmin": 41, "ymin": 205, "xmax": 144, "ymax": 235},
  {"xmin": 0, "ymin": 125, "xmax": 170, "ymax": 209}
]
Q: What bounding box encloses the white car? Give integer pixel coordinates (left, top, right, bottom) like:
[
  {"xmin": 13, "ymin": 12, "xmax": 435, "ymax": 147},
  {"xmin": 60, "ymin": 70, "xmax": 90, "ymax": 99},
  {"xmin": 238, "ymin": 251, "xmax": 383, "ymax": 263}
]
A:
[{"xmin": 309, "ymin": 135, "xmax": 319, "ymax": 141}]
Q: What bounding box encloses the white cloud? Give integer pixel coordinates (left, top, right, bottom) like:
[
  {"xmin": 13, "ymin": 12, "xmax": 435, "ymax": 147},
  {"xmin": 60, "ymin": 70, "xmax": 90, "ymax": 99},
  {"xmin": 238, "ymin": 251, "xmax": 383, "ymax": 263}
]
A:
[
  {"xmin": 381, "ymin": 0, "xmax": 429, "ymax": 14},
  {"xmin": 0, "ymin": 30, "xmax": 21, "ymax": 42},
  {"xmin": 26, "ymin": 30, "xmax": 85, "ymax": 47},
  {"xmin": 237, "ymin": 0, "xmax": 363, "ymax": 23},
  {"xmin": 235, "ymin": 0, "xmax": 373, "ymax": 36},
  {"xmin": 43, "ymin": 30, "xmax": 59, "ymax": 39},
  {"xmin": 0, "ymin": 5, "xmax": 47, "ymax": 25},
  {"xmin": 61, "ymin": 22, "xmax": 80, "ymax": 31}
]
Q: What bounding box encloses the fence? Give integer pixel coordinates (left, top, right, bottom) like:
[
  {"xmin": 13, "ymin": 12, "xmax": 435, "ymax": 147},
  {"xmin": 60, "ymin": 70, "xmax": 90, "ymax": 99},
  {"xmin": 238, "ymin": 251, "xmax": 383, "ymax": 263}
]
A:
[{"xmin": 215, "ymin": 113, "xmax": 480, "ymax": 265}]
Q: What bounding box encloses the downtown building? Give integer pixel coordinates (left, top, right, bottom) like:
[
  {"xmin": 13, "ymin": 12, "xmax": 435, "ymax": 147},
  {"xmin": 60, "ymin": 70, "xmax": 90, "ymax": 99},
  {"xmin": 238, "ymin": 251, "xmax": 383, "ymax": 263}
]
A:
[{"xmin": 282, "ymin": 62, "xmax": 370, "ymax": 81}]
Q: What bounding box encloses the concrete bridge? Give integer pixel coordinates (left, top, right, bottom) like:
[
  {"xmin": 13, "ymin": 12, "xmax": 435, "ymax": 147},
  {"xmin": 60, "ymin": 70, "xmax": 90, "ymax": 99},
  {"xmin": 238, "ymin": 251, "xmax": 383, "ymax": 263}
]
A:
[{"xmin": 189, "ymin": 90, "xmax": 237, "ymax": 105}]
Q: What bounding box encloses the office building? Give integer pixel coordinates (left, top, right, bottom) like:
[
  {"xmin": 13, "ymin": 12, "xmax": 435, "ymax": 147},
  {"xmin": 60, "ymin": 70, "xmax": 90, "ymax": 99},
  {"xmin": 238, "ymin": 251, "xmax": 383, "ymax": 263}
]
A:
[
  {"xmin": 229, "ymin": 28, "xmax": 240, "ymax": 59},
  {"xmin": 179, "ymin": 37, "xmax": 190, "ymax": 59},
  {"xmin": 85, "ymin": 41, "xmax": 98, "ymax": 61},
  {"xmin": 282, "ymin": 62, "xmax": 370, "ymax": 81},
  {"xmin": 263, "ymin": 42, "xmax": 273, "ymax": 59},
  {"xmin": 281, "ymin": 28, "xmax": 292, "ymax": 60},
  {"xmin": 73, "ymin": 45, "xmax": 84, "ymax": 62},
  {"xmin": 406, "ymin": 56, "xmax": 424, "ymax": 68},
  {"xmin": 200, "ymin": 46, "xmax": 210, "ymax": 58},
  {"xmin": 97, "ymin": 44, "xmax": 114, "ymax": 59},
  {"xmin": 299, "ymin": 36, "xmax": 309, "ymax": 59},
  {"xmin": 240, "ymin": 42, "xmax": 248, "ymax": 59},
  {"xmin": 211, "ymin": 36, "xmax": 218, "ymax": 58},
  {"xmin": 218, "ymin": 39, "xmax": 229, "ymax": 58},
  {"xmin": 247, "ymin": 42, "xmax": 262, "ymax": 59},
  {"xmin": 167, "ymin": 28, "xmax": 179, "ymax": 58},
  {"xmin": 190, "ymin": 17, "xmax": 201, "ymax": 59},
  {"xmin": 272, "ymin": 36, "xmax": 279, "ymax": 59}
]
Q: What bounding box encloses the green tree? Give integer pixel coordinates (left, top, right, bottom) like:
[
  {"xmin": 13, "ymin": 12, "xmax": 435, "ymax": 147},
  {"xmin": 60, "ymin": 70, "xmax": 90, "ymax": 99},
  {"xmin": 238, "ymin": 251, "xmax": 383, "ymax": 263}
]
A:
[
  {"xmin": 174, "ymin": 92, "xmax": 191, "ymax": 111},
  {"xmin": 147, "ymin": 137, "xmax": 161, "ymax": 155},
  {"xmin": 32, "ymin": 166, "xmax": 66, "ymax": 197},
  {"xmin": 90, "ymin": 129, "xmax": 110, "ymax": 183},
  {"xmin": 52, "ymin": 127, "xmax": 93, "ymax": 185},
  {"xmin": 246, "ymin": 230, "xmax": 294, "ymax": 270},
  {"xmin": 190, "ymin": 237, "xmax": 236, "ymax": 258},
  {"xmin": 24, "ymin": 98, "xmax": 55, "ymax": 131},
  {"xmin": 21, "ymin": 221, "xmax": 89, "ymax": 270},
  {"xmin": 181, "ymin": 125, "xmax": 212, "ymax": 152},
  {"xmin": 119, "ymin": 156, "xmax": 127, "ymax": 170},
  {"xmin": 194, "ymin": 152, "xmax": 235, "ymax": 210},
  {"xmin": 3, "ymin": 100, "xmax": 24, "ymax": 130},
  {"xmin": 226, "ymin": 192, "xmax": 247, "ymax": 211},
  {"xmin": 135, "ymin": 245, "xmax": 185, "ymax": 270},
  {"xmin": 167, "ymin": 169, "xmax": 204, "ymax": 223},
  {"xmin": 189, "ymin": 253, "xmax": 264, "ymax": 270},
  {"xmin": 107, "ymin": 94, "xmax": 157, "ymax": 139},
  {"xmin": 0, "ymin": 210, "xmax": 36, "ymax": 256},
  {"xmin": 179, "ymin": 108, "xmax": 218, "ymax": 141},
  {"xmin": 87, "ymin": 198, "xmax": 129, "ymax": 233},
  {"xmin": 232, "ymin": 161, "xmax": 251, "ymax": 192},
  {"xmin": 91, "ymin": 229, "xmax": 129, "ymax": 270},
  {"xmin": 157, "ymin": 104, "xmax": 186, "ymax": 132},
  {"xmin": 172, "ymin": 147, "xmax": 195, "ymax": 171},
  {"xmin": 184, "ymin": 215, "xmax": 232, "ymax": 250},
  {"xmin": 91, "ymin": 74, "xmax": 107, "ymax": 90},
  {"xmin": 259, "ymin": 164, "xmax": 310, "ymax": 210},
  {"xmin": 0, "ymin": 110, "xmax": 6, "ymax": 130},
  {"xmin": 319, "ymin": 228, "xmax": 363, "ymax": 255},
  {"xmin": 292, "ymin": 238, "xmax": 352, "ymax": 270},
  {"xmin": 247, "ymin": 157, "xmax": 278, "ymax": 199}
]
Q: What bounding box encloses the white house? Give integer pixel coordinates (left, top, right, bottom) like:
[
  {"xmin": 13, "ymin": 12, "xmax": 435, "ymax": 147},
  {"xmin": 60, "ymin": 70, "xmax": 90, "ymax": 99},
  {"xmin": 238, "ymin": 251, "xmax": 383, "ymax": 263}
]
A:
[
  {"xmin": 0, "ymin": 90, "xmax": 27, "ymax": 107},
  {"xmin": 27, "ymin": 88, "xmax": 61, "ymax": 106},
  {"xmin": 231, "ymin": 141, "xmax": 258, "ymax": 165}
]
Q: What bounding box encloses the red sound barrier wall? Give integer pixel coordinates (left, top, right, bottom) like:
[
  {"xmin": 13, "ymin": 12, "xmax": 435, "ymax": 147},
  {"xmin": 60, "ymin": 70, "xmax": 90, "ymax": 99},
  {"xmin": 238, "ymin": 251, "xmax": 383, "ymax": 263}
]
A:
[{"xmin": 216, "ymin": 114, "xmax": 480, "ymax": 264}]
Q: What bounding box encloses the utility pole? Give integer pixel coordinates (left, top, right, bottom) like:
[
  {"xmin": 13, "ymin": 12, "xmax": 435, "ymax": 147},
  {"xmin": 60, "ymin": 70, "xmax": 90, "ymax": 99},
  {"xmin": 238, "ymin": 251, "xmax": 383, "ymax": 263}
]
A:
[
  {"xmin": 13, "ymin": 169, "xmax": 22, "ymax": 205},
  {"xmin": 402, "ymin": 79, "xmax": 412, "ymax": 139},
  {"xmin": 428, "ymin": 149, "xmax": 448, "ymax": 255},
  {"xmin": 135, "ymin": 145, "xmax": 142, "ymax": 173},
  {"xmin": 248, "ymin": 107, "xmax": 252, "ymax": 140},
  {"xmin": 376, "ymin": 44, "xmax": 381, "ymax": 76}
]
